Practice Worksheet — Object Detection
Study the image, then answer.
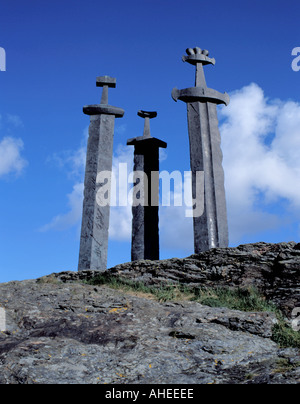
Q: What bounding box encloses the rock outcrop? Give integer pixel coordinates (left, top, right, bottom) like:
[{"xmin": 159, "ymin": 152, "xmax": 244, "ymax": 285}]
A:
[
  {"xmin": 0, "ymin": 242, "xmax": 299, "ymax": 384},
  {"xmin": 108, "ymin": 241, "xmax": 300, "ymax": 318}
]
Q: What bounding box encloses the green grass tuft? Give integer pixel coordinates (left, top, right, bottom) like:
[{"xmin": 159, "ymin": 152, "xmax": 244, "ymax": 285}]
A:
[
  {"xmin": 86, "ymin": 274, "xmax": 300, "ymax": 349},
  {"xmin": 190, "ymin": 286, "xmax": 277, "ymax": 312}
]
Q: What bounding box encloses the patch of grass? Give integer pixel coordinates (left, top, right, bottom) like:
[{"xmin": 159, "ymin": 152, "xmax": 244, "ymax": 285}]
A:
[
  {"xmin": 86, "ymin": 273, "xmax": 184, "ymax": 302},
  {"xmin": 272, "ymin": 313, "xmax": 300, "ymax": 349},
  {"xmin": 194, "ymin": 287, "xmax": 300, "ymax": 349},
  {"xmin": 36, "ymin": 275, "xmax": 61, "ymax": 285},
  {"xmin": 191, "ymin": 286, "xmax": 277, "ymax": 312},
  {"xmin": 272, "ymin": 357, "xmax": 300, "ymax": 374},
  {"xmin": 86, "ymin": 274, "xmax": 300, "ymax": 349},
  {"xmin": 87, "ymin": 274, "xmax": 272, "ymax": 310}
]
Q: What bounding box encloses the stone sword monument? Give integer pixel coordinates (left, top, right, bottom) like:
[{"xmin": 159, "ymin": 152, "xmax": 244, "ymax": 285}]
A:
[
  {"xmin": 78, "ymin": 76, "xmax": 124, "ymax": 271},
  {"xmin": 172, "ymin": 47, "xmax": 229, "ymax": 253},
  {"xmin": 127, "ymin": 110, "xmax": 167, "ymax": 261}
]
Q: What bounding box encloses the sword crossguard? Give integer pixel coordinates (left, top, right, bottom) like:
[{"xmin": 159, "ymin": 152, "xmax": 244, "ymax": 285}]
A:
[
  {"xmin": 137, "ymin": 110, "xmax": 157, "ymax": 119},
  {"xmin": 172, "ymin": 86, "xmax": 230, "ymax": 106},
  {"xmin": 83, "ymin": 75, "xmax": 124, "ymax": 117},
  {"xmin": 171, "ymin": 47, "xmax": 230, "ymax": 106}
]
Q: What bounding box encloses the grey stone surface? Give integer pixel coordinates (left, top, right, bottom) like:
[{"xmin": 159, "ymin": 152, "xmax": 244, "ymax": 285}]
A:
[
  {"xmin": 78, "ymin": 76, "xmax": 124, "ymax": 272},
  {"xmin": 0, "ymin": 244, "xmax": 299, "ymax": 384},
  {"xmin": 127, "ymin": 111, "xmax": 167, "ymax": 261},
  {"xmin": 109, "ymin": 241, "xmax": 300, "ymax": 318},
  {"xmin": 172, "ymin": 47, "xmax": 229, "ymax": 253}
]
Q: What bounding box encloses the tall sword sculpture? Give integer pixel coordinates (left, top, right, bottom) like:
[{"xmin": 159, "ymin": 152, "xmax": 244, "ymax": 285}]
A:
[
  {"xmin": 172, "ymin": 47, "xmax": 229, "ymax": 253},
  {"xmin": 78, "ymin": 76, "xmax": 124, "ymax": 271},
  {"xmin": 127, "ymin": 110, "xmax": 167, "ymax": 261}
]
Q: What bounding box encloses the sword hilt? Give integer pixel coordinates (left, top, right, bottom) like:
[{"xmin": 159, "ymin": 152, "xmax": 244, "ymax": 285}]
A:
[
  {"xmin": 183, "ymin": 48, "xmax": 215, "ymax": 88},
  {"xmin": 83, "ymin": 76, "xmax": 124, "ymax": 117},
  {"xmin": 138, "ymin": 110, "xmax": 157, "ymax": 138},
  {"xmin": 127, "ymin": 109, "xmax": 166, "ymax": 148},
  {"xmin": 183, "ymin": 47, "xmax": 216, "ymax": 66},
  {"xmin": 96, "ymin": 76, "xmax": 116, "ymax": 105},
  {"xmin": 171, "ymin": 48, "xmax": 229, "ymax": 106}
]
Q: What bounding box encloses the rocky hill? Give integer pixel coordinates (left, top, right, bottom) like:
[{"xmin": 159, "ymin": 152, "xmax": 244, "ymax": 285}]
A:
[{"xmin": 0, "ymin": 242, "xmax": 299, "ymax": 384}]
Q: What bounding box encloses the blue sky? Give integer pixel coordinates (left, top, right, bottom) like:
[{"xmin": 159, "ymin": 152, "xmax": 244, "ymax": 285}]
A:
[{"xmin": 0, "ymin": 0, "xmax": 300, "ymax": 282}]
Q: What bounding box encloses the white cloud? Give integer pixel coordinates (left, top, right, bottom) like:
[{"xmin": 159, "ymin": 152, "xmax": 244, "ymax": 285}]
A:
[
  {"xmin": 47, "ymin": 125, "xmax": 88, "ymax": 181},
  {"xmin": 40, "ymin": 126, "xmax": 87, "ymax": 232},
  {"xmin": 219, "ymin": 82, "xmax": 300, "ymax": 243},
  {"xmin": 39, "ymin": 127, "xmax": 89, "ymax": 232},
  {"xmin": 160, "ymin": 204, "xmax": 193, "ymax": 251},
  {"xmin": 39, "ymin": 182, "xmax": 84, "ymax": 232},
  {"xmin": 158, "ymin": 83, "xmax": 300, "ymax": 251},
  {"xmin": 41, "ymin": 84, "xmax": 300, "ymax": 253},
  {"xmin": 109, "ymin": 144, "xmax": 133, "ymax": 241},
  {"xmin": 0, "ymin": 136, "xmax": 28, "ymax": 178},
  {"xmin": 40, "ymin": 139, "xmax": 134, "ymax": 237},
  {"xmin": 0, "ymin": 114, "xmax": 27, "ymax": 179},
  {"xmin": 6, "ymin": 114, "xmax": 24, "ymax": 128}
]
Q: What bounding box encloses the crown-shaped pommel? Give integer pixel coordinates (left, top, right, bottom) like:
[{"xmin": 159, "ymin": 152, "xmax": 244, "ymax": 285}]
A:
[
  {"xmin": 182, "ymin": 47, "xmax": 215, "ymax": 66},
  {"xmin": 171, "ymin": 47, "xmax": 229, "ymax": 106}
]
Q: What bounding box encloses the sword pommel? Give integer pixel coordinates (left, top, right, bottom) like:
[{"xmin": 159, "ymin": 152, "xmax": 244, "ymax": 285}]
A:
[
  {"xmin": 172, "ymin": 47, "xmax": 229, "ymax": 106},
  {"xmin": 183, "ymin": 47, "xmax": 215, "ymax": 66},
  {"xmin": 95, "ymin": 76, "xmax": 118, "ymax": 105},
  {"xmin": 96, "ymin": 76, "xmax": 116, "ymax": 88},
  {"xmin": 137, "ymin": 110, "xmax": 157, "ymax": 119},
  {"xmin": 136, "ymin": 110, "xmax": 158, "ymax": 139}
]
